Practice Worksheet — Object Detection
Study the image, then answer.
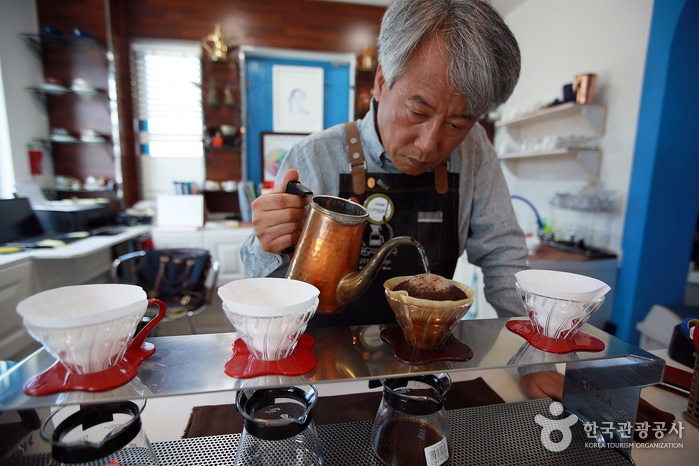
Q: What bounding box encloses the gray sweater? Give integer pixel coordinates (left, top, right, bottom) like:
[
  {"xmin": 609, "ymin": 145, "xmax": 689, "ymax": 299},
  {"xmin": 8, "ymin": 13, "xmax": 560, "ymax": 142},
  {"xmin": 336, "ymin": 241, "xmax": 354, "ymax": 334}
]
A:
[{"xmin": 240, "ymin": 105, "xmax": 529, "ymax": 318}]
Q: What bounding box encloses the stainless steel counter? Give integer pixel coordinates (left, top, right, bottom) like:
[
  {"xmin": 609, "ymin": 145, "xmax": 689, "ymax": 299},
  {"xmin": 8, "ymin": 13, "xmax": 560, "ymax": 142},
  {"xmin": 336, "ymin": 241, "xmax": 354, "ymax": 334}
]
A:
[{"xmin": 0, "ymin": 318, "xmax": 661, "ymax": 412}]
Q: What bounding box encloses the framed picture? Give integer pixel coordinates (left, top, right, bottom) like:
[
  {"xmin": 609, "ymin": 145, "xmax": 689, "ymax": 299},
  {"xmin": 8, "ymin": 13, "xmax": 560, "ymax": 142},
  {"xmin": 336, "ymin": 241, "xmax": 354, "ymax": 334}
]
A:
[
  {"xmin": 272, "ymin": 65, "xmax": 324, "ymax": 133},
  {"xmin": 260, "ymin": 132, "xmax": 309, "ymax": 184}
]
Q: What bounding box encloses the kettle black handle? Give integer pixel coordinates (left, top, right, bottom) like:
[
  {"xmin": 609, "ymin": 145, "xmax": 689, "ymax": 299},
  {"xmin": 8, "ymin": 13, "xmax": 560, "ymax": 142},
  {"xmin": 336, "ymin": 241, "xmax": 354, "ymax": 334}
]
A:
[
  {"xmin": 282, "ymin": 181, "xmax": 313, "ymax": 255},
  {"xmin": 285, "ymin": 180, "xmax": 313, "ymax": 198}
]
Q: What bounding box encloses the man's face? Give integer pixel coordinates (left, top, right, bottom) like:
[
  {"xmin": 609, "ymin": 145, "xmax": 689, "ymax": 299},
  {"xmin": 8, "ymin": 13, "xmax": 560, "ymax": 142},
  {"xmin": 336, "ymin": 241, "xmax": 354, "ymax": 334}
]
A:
[{"xmin": 373, "ymin": 36, "xmax": 481, "ymax": 175}]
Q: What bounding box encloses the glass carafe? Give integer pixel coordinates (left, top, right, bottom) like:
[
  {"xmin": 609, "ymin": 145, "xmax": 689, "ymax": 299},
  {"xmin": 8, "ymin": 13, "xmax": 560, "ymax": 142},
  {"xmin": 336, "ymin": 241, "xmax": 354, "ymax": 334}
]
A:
[
  {"xmin": 235, "ymin": 384, "xmax": 324, "ymax": 465},
  {"xmin": 40, "ymin": 399, "xmax": 157, "ymax": 466},
  {"xmin": 371, "ymin": 373, "xmax": 452, "ymax": 466}
]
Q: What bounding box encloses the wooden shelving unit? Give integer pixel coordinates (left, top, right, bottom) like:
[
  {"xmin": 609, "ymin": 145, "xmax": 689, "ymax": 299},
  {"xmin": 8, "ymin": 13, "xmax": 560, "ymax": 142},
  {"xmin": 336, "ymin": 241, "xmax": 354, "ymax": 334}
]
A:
[
  {"xmin": 21, "ymin": 32, "xmax": 120, "ymax": 203},
  {"xmin": 201, "ymin": 50, "xmax": 243, "ymax": 218}
]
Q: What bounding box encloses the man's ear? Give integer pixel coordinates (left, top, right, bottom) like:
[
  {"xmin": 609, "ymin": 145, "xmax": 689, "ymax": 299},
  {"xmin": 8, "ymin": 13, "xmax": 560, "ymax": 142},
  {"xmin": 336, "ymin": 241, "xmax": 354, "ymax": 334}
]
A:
[{"xmin": 373, "ymin": 64, "xmax": 386, "ymax": 101}]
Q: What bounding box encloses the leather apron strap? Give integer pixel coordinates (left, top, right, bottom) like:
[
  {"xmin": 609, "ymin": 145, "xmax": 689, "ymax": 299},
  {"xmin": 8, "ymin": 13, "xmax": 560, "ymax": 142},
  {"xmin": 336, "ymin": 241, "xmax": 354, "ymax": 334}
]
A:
[
  {"xmin": 344, "ymin": 121, "xmax": 449, "ymax": 195},
  {"xmin": 345, "ymin": 122, "xmax": 366, "ymax": 195},
  {"xmin": 434, "ymin": 162, "xmax": 449, "ymax": 195}
]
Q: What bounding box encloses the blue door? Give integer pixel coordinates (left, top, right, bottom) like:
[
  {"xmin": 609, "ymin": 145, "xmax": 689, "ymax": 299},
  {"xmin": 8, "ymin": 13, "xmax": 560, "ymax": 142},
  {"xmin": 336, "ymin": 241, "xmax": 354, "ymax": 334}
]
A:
[{"xmin": 244, "ymin": 55, "xmax": 353, "ymax": 184}]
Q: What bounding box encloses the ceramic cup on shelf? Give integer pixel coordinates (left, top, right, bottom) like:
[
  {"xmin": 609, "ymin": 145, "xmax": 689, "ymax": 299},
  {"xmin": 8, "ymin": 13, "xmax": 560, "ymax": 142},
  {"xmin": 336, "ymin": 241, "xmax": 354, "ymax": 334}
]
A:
[
  {"xmin": 80, "ymin": 129, "xmax": 99, "ymax": 137},
  {"xmin": 562, "ymin": 83, "xmax": 574, "ymax": 102},
  {"xmin": 204, "ymin": 179, "xmax": 221, "ymax": 191},
  {"xmin": 41, "ymin": 26, "xmax": 61, "ymax": 36},
  {"xmin": 220, "ymin": 125, "xmax": 237, "ymax": 136},
  {"xmin": 221, "ymin": 180, "xmax": 237, "ymax": 192},
  {"xmin": 70, "ymin": 77, "xmax": 92, "ymax": 91},
  {"xmin": 72, "ymin": 28, "xmax": 93, "ymax": 39},
  {"xmin": 80, "ymin": 129, "xmax": 104, "ymax": 142}
]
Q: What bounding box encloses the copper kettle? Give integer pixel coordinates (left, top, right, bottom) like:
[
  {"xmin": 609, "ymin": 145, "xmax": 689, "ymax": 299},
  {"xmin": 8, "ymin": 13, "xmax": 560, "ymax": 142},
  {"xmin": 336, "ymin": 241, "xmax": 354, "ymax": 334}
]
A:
[{"xmin": 285, "ymin": 188, "xmax": 419, "ymax": 314}]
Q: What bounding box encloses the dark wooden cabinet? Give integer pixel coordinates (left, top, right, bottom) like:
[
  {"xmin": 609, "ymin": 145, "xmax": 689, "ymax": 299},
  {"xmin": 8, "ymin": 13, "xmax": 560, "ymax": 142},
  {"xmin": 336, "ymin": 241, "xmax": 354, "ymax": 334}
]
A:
[{"xmin": 201, "ymin": 52, "xmax": 243, "ymax": 217}]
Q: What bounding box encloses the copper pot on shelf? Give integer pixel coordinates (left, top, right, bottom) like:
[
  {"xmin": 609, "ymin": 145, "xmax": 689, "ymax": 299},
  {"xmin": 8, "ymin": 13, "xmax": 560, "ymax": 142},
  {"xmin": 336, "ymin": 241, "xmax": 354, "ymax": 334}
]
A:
[{"xmin": 573, "ymin": 73, "xmax": 597, "ymax": 104}]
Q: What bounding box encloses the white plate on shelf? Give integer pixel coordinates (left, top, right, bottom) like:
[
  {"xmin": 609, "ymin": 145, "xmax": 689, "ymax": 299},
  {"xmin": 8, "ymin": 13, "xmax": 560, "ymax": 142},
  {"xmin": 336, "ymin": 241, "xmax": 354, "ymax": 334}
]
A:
[
  {"xmin": 51, "ymin": 135, "xmax": 78, "ymax": 142},
  {"xmin": 40, "ymin": 84, "xmax": 68, "ymax": 94},
  {"xmin": 75, "ymin": 197, "xmax": 109, "ymax": 203},
  {"xmin": 71, "ymin": 87, "xmax": 98, "ymax": 95},
  {"xmin": 80, "ymin": 136, "xmax": 107, "ymax": 143}
]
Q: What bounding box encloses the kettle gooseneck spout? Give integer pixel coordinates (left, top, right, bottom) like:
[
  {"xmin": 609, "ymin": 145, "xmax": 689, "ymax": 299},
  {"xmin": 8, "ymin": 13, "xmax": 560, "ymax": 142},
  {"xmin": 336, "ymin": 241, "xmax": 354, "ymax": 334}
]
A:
[{"xmin": 336, "ymin": 236, "xmax": 421, "ymax": 305}]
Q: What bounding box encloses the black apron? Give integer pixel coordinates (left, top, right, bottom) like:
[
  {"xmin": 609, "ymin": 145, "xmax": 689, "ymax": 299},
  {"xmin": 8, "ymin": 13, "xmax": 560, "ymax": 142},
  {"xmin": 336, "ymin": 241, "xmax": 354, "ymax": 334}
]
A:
[{"xmin": 308, "ymin": 125, "xmax": 461, "ymax": 327}]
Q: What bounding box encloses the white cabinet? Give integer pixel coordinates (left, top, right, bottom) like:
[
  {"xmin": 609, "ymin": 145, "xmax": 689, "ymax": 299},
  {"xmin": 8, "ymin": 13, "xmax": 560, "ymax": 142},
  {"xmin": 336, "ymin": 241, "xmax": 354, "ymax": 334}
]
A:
[
  {"xmin": 151, "ymin": 226, "xmax": 254, "ymax": 284},
  {"xmin": 32, "ymin": 248, "xmax": 113, "ymax": 291},
  {"xmin": 150, "ymin": 228, "xmax": 204, "ymax": 249},
  {"xmin": 496, "ymin": 103, "xmax": 606, "ymax": 180},
  {"xmin": 0, "ymin": 259, "xmax": 39, "ymax": 361},
  {"xmin": 203, "ymin": 228, "xmax": 253, "ymax": 284}
]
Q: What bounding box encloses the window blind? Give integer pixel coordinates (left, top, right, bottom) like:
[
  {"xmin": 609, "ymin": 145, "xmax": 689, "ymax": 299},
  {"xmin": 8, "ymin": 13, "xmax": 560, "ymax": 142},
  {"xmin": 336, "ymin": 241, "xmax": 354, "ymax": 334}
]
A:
[{"xmin": 131, "ymin": 40, "xmax": 203, "ymax": 157}]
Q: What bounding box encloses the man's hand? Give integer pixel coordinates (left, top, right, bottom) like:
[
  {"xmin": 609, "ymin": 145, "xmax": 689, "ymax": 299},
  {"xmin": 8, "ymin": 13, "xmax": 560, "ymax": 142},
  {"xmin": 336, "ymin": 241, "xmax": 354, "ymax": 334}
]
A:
[
  {"xmin": 251, "ymin": 169, "xmax": 310, "ymax": 254},
  {"xmin": 519, "ymin": 371, "xmax": 564, "ymax": 401}
]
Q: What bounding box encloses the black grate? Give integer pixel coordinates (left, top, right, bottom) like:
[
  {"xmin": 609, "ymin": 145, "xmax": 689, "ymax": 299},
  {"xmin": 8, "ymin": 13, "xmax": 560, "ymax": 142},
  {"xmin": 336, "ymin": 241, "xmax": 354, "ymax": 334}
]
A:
[{"xmin": 5, "ymin": 399, "xmax": 631, "ymax": 465}]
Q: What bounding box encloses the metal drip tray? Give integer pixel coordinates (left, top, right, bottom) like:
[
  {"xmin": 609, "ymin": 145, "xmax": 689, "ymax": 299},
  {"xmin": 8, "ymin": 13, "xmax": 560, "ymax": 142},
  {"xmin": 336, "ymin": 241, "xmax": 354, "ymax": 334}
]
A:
[{"xmin": 6, "ymin": 399, "xmax": 631, "ymax": 466}]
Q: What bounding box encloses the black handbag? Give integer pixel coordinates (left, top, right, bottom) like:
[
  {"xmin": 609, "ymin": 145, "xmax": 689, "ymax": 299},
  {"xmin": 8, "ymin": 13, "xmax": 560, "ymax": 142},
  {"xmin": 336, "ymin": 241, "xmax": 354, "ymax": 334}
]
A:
[{"xmin": 138, "ymin": 248, "xmax": 210, "ymax": 313}]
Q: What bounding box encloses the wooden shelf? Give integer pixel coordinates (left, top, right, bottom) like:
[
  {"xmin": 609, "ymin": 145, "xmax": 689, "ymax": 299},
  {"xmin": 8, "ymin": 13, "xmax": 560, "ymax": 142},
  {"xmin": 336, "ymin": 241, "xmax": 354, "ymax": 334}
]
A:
[
  {"xmin": 204, "ymin": 102, "xmax": 240, "ymax": 109},
  {"xmin": 20, "ymin": 32, "xmax": 107, "ymax": 52},
  {"xmin": 205, "ymin": 145, "xmax": 242, "ymax": 151},
  {"xmin": 47, "ymin": 139, "xmax": 112, "ymax": 145},
  {"xmin": 28, "ymin": 86, "xmax": 109, "ymax": 99}
]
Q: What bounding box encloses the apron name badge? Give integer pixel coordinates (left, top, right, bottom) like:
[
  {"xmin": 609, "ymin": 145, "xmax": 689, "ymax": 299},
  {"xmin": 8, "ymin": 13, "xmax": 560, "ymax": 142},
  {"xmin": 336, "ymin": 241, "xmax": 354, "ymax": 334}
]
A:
[
  {"xmin": 418, "ymin": 211, "xmax": 444, "ymax": 224},
  {"xmin": 364, "ymin": 193, "xmax": 395, "ymax": 225}
]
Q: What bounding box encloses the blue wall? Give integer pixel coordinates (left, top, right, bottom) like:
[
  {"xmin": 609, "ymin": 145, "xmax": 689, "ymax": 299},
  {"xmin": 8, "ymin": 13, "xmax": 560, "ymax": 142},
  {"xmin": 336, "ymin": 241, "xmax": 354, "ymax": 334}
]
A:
[
  {"xmin": 244, "ymin": 56, "xmax": 351, "ymax": 184},
  {"xmin": 613, "ymin": 0, "xmax": 699, "ymax": 343}
]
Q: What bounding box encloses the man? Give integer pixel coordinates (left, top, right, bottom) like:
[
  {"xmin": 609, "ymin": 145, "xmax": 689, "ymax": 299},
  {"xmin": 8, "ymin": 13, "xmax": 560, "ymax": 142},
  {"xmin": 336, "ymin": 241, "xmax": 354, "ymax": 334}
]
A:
[
  {"xmin": 241, "ymin": 0, "xmax": 527, "ymax": 327},
  {"xmin": 241, "ymin": 0, "xmax": 562, "ymax": 401}
]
